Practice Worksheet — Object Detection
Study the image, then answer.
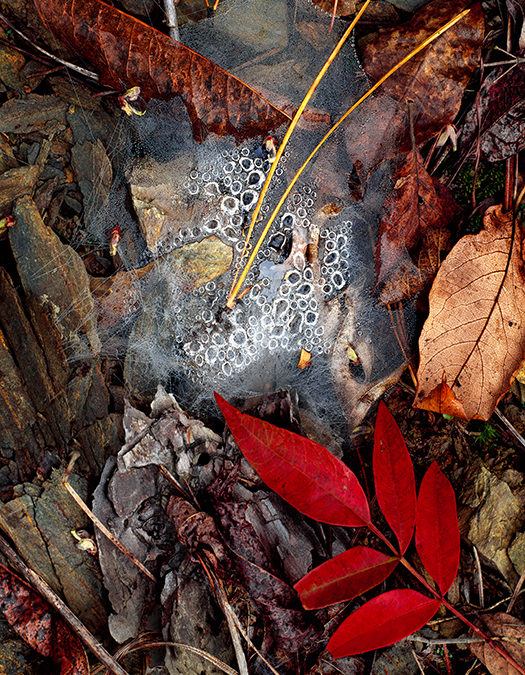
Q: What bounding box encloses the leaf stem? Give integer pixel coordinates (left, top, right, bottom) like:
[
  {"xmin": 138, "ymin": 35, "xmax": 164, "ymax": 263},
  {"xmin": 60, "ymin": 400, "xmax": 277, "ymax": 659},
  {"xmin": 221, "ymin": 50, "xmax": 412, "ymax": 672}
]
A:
[
  {"xmin": 226, "ymin": 7, "xmax": 471, "ymax": 307},
  {"xmin": 366, "ymin": 520, "xmax": 525, "ymax": 672}
]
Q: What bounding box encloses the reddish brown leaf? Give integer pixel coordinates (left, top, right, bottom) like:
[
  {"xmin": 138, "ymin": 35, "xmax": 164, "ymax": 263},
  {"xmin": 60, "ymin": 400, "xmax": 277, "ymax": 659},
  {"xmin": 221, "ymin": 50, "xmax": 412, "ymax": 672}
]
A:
[
  {"xmin": 359, "ymin": 0, "xmax": 484, "ymax": 147},
  {"xmin": 461, "ymin": 64, "xmax": 525, "ymax": 162},
  {"xmin": 32, "ymin": 0, "xmax": 289, "ymax": 141},
  {"xmin": 327, "ymin": 589, "xmax": 441, "ymax": 657},
  {"xmin": 376, "ymin": 149, "xmax": 458, "ymax": 303},
  {"xmin": 294, "ymin": 546, "xmax": 398, "ymax": 609},
  {"xmin": 469, "ymin": 613, "xmax": 525, "ymax": 675},
  {"xmin": 414, "ymin": 205, "xmax": 525, "ymax": 420},
  {"xmin": 415, "ymin": 462, "xmax": 459, "ymax": 595},
  {"xmin": 214, "ymin": 393, "xmax": 370, "ymax": 528},
  {"xmin": 373, "ymin": 401, "xmax": 416, "ymax": 554},
  {"xmin": 0, "ymin": 563, "xmax": 88, "ymax": 675}
]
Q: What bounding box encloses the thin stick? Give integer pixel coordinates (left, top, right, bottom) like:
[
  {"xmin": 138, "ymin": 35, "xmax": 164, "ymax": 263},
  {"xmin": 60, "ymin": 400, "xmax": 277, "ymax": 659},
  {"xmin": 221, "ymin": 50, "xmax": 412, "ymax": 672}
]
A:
[
  {"xmin": 163, "ymin": 0, "xmax": 180, "ymax": 42},
  {"xmin": 494, "ymin": 408, "xmax": 525, "ymax": 450},
  {"xmin": 507, "ymin": 568, "xmax": 525, "ymax": 614},
  {"xmin": 198, "ymin": 556, "xmax": 249, "ymax": 675},
  {"xmin": 227, "ymin": 7, "xmax": 471, "ymax": 307},
  {"xmin": 0, "ymin": 533, "xmax": 129, "ymax": 675},
  {"xmin": 0, "ymin": 11, "xmax": 99, "ymax": 80},
  {"xmin": 62, "ymin": 453, "xmax": 156, "ymax": 582},
  {"xmin": 93, "ymin": 638, "xmax": 239, "ymax": 675},
  {"xmin": 473, "ymin": 545, "xmax": 485, "ymax": 608},
  {"xmin": 410, "ymin": 648, "xmax": 426, "ymax": 675},
  {"xmin": 227, "ymin": 0, "xmax": 372, "ymax": 306},
  {"xmin": 214, "ymin": 578, "xmax": 250, "ymax": 675}
]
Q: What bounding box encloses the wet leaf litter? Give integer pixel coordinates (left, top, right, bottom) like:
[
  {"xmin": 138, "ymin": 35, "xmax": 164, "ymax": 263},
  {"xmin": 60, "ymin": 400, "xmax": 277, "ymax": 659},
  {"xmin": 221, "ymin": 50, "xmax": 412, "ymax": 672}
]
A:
[{"xmin": 0, "ymin": 0, "xmax": 524, "ymax": 673}]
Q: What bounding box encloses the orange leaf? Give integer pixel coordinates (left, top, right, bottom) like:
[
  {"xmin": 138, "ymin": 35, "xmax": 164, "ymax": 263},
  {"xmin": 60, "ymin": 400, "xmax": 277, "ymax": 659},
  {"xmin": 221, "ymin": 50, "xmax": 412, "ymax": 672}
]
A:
[{"xmin": 414, "ymin": 205, "xmax": 525, "ymax": 420}]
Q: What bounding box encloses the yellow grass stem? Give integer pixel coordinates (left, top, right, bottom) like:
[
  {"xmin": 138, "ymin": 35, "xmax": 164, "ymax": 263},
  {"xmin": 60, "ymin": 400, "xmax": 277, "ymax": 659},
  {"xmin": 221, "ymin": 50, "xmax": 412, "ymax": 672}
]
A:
[
  {"xmin": 227, "ymin": 0, "xmax": 372, "ymax": 303},
  {"xmin": 226, "ymin": 7, "xmax": 471, "ymax": 308}
]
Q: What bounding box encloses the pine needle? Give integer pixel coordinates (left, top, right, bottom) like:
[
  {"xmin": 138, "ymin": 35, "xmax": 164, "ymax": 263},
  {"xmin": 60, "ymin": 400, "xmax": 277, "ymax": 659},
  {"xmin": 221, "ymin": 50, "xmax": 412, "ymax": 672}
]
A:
[
  {"xmin": 226, "ymin": 0, "xmax": 373, "ymax": 307},
  {"xmin": 226, "ymin": 7, "xmax": 471, "ymax": 307}
]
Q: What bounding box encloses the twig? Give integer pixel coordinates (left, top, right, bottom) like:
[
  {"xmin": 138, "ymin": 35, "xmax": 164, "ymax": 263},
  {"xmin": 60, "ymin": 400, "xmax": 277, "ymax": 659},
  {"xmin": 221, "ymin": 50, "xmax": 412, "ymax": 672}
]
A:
[
  {"xmin": 473, "ymin": 546, "xmax": 485, "ymax": 609},
  {"xmin": 227, "ymin": 7, "xmax": 472, "ymax": 307},
  {"xmin": 0, "ymin": 11, "xmax": 99, "ymax": 80},
  {"xmin": 410, "ymin": 648, "xmax": 426, "ymax": 674},
  {"xmin": 94, "ymin": 639, "xmax": 239, "ymax": 675},
  {"xmin": 507, "ymin": 568, "xmax": 525, "ymax": 614},
  {"xmin": 163, "ymin": 0, "xmax": 180, "ymax": 42},
  {"xmin": 494, "ymin": 408, "xmax": 525, "ymax": 450},
  {"xmin": 198, "ymin": 556, "xmax": 249, "ymax": 675},
  {"xmin": 409, "ymin": 635, "xmax": 484, "ymax": 645},
  {"xmin": 0, "ymin": 533, "xmax": 129, "ymax": 675},
  {"xmin": 62, "ymin": 453, "xmax": 156, "ymax": 582},
  {"xmin": 214, "ymin": 577, "xmax": 250, "ymax": 675},
  {"xmin": 198, "ymin": 557, "xmax": 282, "ymax": 675}
]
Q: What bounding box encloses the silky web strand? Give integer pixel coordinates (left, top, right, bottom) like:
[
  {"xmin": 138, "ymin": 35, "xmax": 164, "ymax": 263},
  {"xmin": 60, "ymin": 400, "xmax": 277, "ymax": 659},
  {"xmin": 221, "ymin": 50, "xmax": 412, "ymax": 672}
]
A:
[
  {"xmin": 227, "ymin": 7, "xmax": 471, "ymax": 308},
  {"xmin": 228, "ymin": 0, "xmax": 372, "ymax": 301}
]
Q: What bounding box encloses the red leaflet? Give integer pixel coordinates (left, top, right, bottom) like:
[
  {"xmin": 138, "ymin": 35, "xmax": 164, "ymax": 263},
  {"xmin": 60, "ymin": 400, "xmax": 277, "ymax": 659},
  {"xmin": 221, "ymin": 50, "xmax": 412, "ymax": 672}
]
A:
[
  {"xmin": 215, "ymin": 393, "xmax": 370, "ymax": 527},
  {"xmin": 373, "ymin": 401, "xmax": 416, "ymax": 553},
  {"xmin": 415, "ymin": 462, "xmax": 460, "ymax": 595},
  {"xmin": 294, "ymin": 546, "xmax": 398, "ymax": 609},
  {"xmin": 327, "ymin": 589, "xmax": 441, "ymax": 658},
  {"xmin": 0, "ymin": 564, "xmax": 89, "ymax": 674},
  {"xmin": 32, "ymin": 0, "xmax": 288, "ymax": 142}
]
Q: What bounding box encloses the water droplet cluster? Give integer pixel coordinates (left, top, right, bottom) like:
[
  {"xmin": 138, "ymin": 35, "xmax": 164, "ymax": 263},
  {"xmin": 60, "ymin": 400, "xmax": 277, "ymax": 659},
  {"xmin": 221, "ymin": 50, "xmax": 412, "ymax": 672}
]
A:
[{"xmin": 144, "ymin": 142, "xmax": 357, "ymax": 391}]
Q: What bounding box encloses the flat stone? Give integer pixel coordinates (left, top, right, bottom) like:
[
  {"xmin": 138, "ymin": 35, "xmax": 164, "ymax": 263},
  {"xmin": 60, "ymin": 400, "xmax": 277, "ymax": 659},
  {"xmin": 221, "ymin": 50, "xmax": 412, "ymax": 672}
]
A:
[
  {"xmin": 10, "ymin": 196, "xmax": 101, "ymax": 360},
  {"xmin": 0, "ymin": 469, "xmax": 107, "ymax": 635},
  {"xmin": 460, "ymin": 462, "xmax": 525, "ymax": 584},
  {"xmin": 71, "ymin": 138, "xmax": 112, "ymax": 218},
  {"xmin": 0, "ymin": 94, "xmax": 67, "ymax": 134}
]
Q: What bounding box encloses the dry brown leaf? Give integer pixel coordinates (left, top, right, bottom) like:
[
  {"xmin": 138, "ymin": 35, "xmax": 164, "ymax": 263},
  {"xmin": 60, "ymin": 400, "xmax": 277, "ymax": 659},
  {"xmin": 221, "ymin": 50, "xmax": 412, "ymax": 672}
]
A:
[
  {"xmin": 414, "ymin": 205, "xmax": 525, "ymax": 420},
  {"xmin": 469, "ymin": 613, "xmax": 525, "ymax": 675},
  {"xmin": 376, "ymin": 149, "xmax": 458, "ymax": 303},
  {"xmin": 359, "ymin": 0, "xmax": 484, "ymax": 147}
]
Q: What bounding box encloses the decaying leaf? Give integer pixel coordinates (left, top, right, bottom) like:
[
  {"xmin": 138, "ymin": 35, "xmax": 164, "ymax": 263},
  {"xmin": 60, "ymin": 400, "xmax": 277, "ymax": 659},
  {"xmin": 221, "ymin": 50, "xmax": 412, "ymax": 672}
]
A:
[
  {"xmin": 469, "ymin": 613, "xmax": 525, "ymax": 675},
  {"xmin": 32, "ymin": 0, "xmax": 289, "ymax": 141},
  {"xmin": 461, "ymin": 64, "xmax": 525, "ymax": 162},
  {"xmin": 0, "ymin": 564, "xmax": 89, "ymax": 675},
  {"xmin": 376, "ymin": 149, "xmax": 458, "ymax": 303},
  {"xmin": 359, "ymin": 0, "xmax": 484, "ymax": 146},
  {"xmin": 415, "ymin": 205, "xmax": 525, "ymax": 420}
]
